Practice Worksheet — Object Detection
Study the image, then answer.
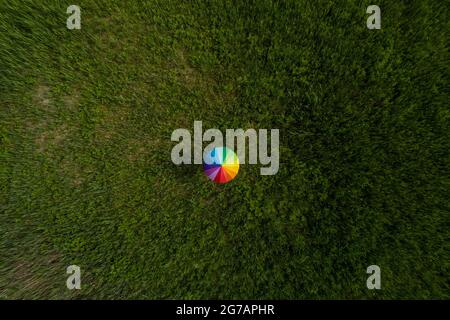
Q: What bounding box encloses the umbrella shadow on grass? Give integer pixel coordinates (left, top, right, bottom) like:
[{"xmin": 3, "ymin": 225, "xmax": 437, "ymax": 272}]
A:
[{"xmin": 166, "ymin": 160, "xmax": 203, "ymax": 183}]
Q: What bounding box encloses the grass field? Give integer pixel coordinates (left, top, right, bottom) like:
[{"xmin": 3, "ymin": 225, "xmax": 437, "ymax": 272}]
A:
[{"xmin": 0, "ymin": 0, "xmax": 448, "ymax": 299}]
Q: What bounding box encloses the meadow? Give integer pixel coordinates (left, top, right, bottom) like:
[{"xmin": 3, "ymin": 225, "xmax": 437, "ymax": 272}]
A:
[{"xmin": 0, "ymin": 0, "xmax": 448, "ymax": 299}]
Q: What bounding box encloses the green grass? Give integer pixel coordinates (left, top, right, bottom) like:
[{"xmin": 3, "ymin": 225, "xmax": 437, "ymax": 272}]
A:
[{"xmin": 0, "ymin": 0, "xmax": 448, "ymax": 299}]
